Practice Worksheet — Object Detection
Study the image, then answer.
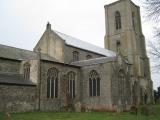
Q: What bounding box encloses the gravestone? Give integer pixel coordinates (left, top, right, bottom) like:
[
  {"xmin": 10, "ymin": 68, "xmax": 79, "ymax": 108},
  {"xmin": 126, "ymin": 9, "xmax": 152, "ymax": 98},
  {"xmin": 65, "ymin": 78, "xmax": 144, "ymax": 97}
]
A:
[{"xmin": 141, "ymin": 106, "xmax": 155, "ymax": 116}]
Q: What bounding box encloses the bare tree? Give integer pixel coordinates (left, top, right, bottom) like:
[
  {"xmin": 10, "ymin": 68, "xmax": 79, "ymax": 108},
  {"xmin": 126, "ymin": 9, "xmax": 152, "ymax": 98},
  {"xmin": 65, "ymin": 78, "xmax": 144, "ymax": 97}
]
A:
[
  {"xmin": 148, "ymin": 35, "xmax": 160, "ymax": 71},
  {"xmin": 143, "ymin": 0, "xmax": 160, "ymax": 71},
  {"xmin": 143, "ymin": 0, "xmax": 160, "ymax": 21}
]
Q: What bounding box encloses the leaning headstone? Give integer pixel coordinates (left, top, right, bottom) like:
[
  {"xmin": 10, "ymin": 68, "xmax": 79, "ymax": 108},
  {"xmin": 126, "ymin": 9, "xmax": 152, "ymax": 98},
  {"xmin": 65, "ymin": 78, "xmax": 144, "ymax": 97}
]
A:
[
  {"xmin": 74, "ymin": 102, "xmax": 81, "ymax": 112},
  {"xmin": 141, "ymin": 106, "xmax": 155, "ymax": 116},
  {"xmin": 117, "ymin": 100, "xmax": 123, "ymax": 113},
  {"xmin": 130, "ymin": 106, "xmax": 138, "ymax": 115},
  {"xmin": 4, "ymin": 112, "xmax": 11, "ymax": 120},
  {"xmin": 85, "ymin": 108, "xmax": 91, "ymax": 112}
]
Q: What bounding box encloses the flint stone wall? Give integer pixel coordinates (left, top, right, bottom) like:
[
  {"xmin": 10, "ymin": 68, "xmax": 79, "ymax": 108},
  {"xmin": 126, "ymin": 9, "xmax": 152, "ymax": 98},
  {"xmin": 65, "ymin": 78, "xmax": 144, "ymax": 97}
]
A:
[{"xmin": 0, "ymin": 85, "xmax": 37, "ymax": 113}]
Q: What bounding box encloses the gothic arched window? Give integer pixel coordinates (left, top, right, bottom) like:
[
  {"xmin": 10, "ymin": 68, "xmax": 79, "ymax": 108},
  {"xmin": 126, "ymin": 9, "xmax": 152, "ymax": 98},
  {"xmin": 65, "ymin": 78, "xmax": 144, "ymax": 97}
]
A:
[
  {"xmin": 89, "ymin": 70, "xmax": 100, "ymax": 97},
  {"xmin": 47, "ymin": 67, "xmax": 58, "ymax": 98},
  {"xmin": 118, "ymin": 70, "xmax": 125, "ymax": 98},
  {"xmin": 86, "ymin": 55, "xmax": 92, "ymax": 60},
  {"xmin": 132, "ymin": 81, "xmax": 138, "ymax": 105},
  {"xmin": 23, "ymin": 62, "xmax": 31, "ymax": 80},
  {"xmin": 73, "ymin": 51, "xmax": 79, "ymax": 62},
  {"xmin": 68, "ymin": 71, "xmax": 76, "ymax": 98},
  {"xmin": 115, "ymin": 11, "xmax": 121, "ymax": 30}
]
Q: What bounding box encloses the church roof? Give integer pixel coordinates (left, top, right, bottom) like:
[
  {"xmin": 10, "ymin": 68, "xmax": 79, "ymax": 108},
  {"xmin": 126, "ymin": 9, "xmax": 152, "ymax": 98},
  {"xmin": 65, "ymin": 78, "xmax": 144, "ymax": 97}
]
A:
[
  {"xmin": 54, "ymin": 31, "xmax": 116, "ymax": 57},
  {"xmin": 71, "ymin": 56, "xmax": 116, "ymax": 66},
  {"xmin": 0, "ymin": 44, "xmax": 58, "ymax": 61},
  {"xmin": 0, "ymin": 73, "xmax": 36, "ymax": 86}
]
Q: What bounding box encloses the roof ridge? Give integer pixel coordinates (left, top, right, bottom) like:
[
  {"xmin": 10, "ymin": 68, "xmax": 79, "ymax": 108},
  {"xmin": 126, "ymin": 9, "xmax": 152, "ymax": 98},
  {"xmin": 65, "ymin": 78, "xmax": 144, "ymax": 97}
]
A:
[
  {"xmin": 72, "ymin": 56, "xmax": 116, "ymax": 63},
  {"xmin": 54, "ymin": 30, "xmax": 103, "ymax": 48},
  {"xmin": 0, "ymin": 43, "xmax": 35, "ymax": 53}
]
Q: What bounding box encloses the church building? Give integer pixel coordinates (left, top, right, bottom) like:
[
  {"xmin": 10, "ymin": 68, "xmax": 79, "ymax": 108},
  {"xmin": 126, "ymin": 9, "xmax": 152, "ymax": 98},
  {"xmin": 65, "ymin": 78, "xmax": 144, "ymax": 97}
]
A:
[{"xmin": 0, "ymin": 0, "xmax": 153, "ymax": 112}]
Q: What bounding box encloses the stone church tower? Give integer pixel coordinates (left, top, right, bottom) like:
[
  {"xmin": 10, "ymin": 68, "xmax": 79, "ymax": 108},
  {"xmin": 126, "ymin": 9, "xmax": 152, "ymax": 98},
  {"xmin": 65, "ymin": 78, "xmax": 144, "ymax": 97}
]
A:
[{"xmin": 104, "ymin": 0, "xmax": 153, "ymax": 104}]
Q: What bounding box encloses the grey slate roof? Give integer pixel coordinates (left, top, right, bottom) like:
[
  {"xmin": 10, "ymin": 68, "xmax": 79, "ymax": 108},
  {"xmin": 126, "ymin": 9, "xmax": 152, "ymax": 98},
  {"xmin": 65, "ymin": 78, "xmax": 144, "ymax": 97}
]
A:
[
  {"xmin": 0, "ymin": 73, "xmax": 36, "ymax": 86},
  {"xmin": 55, "ymin": 31, "xmax": 116, "ymax": 57},
  {"xmin": 71, "ymin": 56, "xmax": 117, "ymax": 66},
  {"xmin": 0, "ymin": 44, "xmax": 58, "ymax": 61}
]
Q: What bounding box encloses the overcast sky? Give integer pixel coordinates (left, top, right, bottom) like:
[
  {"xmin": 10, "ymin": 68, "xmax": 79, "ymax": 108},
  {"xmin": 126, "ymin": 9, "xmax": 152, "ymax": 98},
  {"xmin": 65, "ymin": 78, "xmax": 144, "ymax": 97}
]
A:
[{"xmin": 0, "ymin": 0, "xmax": 159, "ymax": 89}]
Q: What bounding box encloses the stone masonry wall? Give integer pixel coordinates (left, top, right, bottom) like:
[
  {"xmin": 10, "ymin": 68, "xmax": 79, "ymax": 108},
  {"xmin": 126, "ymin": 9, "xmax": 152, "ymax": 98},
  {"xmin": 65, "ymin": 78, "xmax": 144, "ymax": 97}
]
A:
[
  {"xmin": 20, "ymin": 60, "xmax": 39, "ymax": 83},
  {"xmin": 0, "ymin": 58, "xmax": 20, "ymax": 74},
  {"xmin": 0, "ymin": 85, "xmax": 37, "ymax": 113},
  {"xmin": 80, "ymin": 62, "xmax": 115, "ymax": 111},
  {"xmin": 39, "ymin": 60, "xmax": 80, "ymax": 111},
  {"xmin": 64, "ymin": 45, "xmax": 104, "ymax": 64}
]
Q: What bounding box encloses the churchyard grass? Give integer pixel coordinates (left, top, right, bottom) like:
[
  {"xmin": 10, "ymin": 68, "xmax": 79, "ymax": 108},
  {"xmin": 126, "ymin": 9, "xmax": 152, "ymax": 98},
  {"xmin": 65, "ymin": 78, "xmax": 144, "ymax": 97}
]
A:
[{"xmin": 0, "ymin": 105, "xmax": 160, "ymax": 120}]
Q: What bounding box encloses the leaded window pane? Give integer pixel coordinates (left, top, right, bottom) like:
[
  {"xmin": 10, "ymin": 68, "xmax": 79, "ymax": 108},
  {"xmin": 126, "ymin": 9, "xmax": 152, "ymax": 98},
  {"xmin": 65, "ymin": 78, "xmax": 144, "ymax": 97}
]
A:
[
  {"xmin": 51, "ymin": 77, "xmax": 54, "ymax": 98},
  {"xmin": 47, "ymin": 77, "xmax": 50, "ymax": 98},
  {"xmin": 55, "ymin": 78, "xmax": 58, "ymax": 98},
  {"xmin": 97, "ymin": 78, "xmax": 100, "ymax": 96},
  {"xmin": 70, "ymin": 79, "xmax": 72, "ymax": 97},
  {"xmin": 68, "ymin": 71, "xmax": 76, "ymax": 98},
  {"xmin": 47, "ymin": 68, "xmax": 58, "ymax": 98},
  {"xmin": 73, "ymin": 80, "xmax": 75, "ymax": 98},
  {"xmin": 89, "ymin": 78, "xmax": 92, "ymax": 96},
  {"xmin": 93, "ymin": 78, "xmax": 96, "ymax": 96}
]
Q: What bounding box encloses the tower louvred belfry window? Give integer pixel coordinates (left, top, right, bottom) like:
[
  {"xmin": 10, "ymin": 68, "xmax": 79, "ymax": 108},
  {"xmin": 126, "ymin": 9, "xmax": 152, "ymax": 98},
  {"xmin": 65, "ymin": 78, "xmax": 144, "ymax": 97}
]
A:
[{"xmin": 115, "ymin": 11, "xmax": 121, "ymax": 30}]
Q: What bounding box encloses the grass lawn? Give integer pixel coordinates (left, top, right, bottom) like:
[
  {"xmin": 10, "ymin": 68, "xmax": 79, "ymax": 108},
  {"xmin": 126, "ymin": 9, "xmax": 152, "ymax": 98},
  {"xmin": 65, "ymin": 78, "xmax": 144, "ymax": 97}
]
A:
[{"xmin": 0, "ymin": 105, "xmax": 160, "ymax": 120}]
